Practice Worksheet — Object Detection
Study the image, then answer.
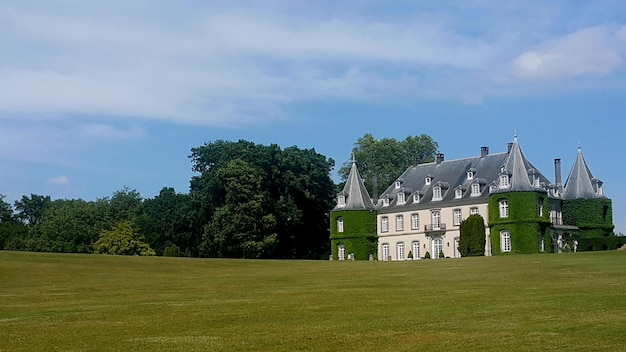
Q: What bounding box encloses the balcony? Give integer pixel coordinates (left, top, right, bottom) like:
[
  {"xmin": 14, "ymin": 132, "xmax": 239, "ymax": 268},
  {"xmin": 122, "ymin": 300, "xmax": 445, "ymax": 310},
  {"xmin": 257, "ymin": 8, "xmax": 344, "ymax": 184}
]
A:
[{"xmin": 424, "ymin": 223, "xmax": 447, "ymax": 236}]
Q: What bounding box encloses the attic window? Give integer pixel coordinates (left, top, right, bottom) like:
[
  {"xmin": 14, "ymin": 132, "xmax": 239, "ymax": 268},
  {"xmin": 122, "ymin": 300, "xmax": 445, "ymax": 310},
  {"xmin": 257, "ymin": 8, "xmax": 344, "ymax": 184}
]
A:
[
  {"xmin": 432, "ymin": 186, "xmax": 443, "ymax": 201},
  {"xmin": 382, "ymin": 198, "xmax": 390, "ymax": 207},
  {"xmin": 499, "ymin": 175, "xmax": 510, "ymax": 189},
  {"xmin": 337, "ymin": 195, "xmax": 346, "ymax": 207},
  {"xmin": 413, "ymin": 194, "xmax": 421, "ymax": 203},
  {"xmin": 397, "ymin": 192, "xmax": 406, "ymax": 205},
  {"xmin": 425, "ymin": 176, "xmax": 432, "ymax": 185},
  {"xmin": 489, "ymin": 184, "xmax": 497, "ymax": 193},
  {"xmin": 395, "ymin": 181, "xmax": 401, "ymax": 189},
  {"xmin": 467, "ymin": 170, "xmax": 475, "ymax": 180},
  {"xmin": 471, "ymin": 183, "xmax": 481, "ymax": 196},
  {"xmin": 454, "ymin": 189, "xmax": 463, "ymax": 199}
]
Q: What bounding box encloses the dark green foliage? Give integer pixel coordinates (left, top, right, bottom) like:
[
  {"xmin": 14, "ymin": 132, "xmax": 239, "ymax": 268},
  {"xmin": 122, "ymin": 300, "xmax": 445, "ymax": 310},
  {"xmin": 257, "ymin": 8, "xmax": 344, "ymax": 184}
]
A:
[
  {"xmin": 93, "ymin": 221, "xmax": 155, "ymax": 256},
  {"xmin": 190, "ymin": 140, "xmax": 335, "ymax": 259},
  {"xmin": 488, "ymin": 191, "xmax": 550, "ymax": 255},
  {"xmin": 407, "ymin": 251, "xmax": 413, "ymax": 259},
  {"xmin": 562, "ymin": 198, "xmax": 615, "ymax": 251},
  {"xmin": 163, "ymin": 245, "xmax": 181, "ymax": 257},
  {"xmin": 615, "ymin": 234, "xmax": 626, "ymax": 249},
  {"xmin": 439, "ymin": 251, "xmax": 445, "ymax": 258},
  {"xmin": 330, "ymin": 210, "xmax": 377, "ymax": 260},
  {"xmin": 424, "ymin": 251, "xmax": 431, "ymax": 259},
  {"xmin": 459, "ymin": 214, "xmax": 486, "ymax": 257},
  {"xmin": 13, "ymin": 194, "xmax": 51, "ymax": 226},
  {"xmin": 338, "ymin": 133, "xmax": 438, "ymax": 197}
]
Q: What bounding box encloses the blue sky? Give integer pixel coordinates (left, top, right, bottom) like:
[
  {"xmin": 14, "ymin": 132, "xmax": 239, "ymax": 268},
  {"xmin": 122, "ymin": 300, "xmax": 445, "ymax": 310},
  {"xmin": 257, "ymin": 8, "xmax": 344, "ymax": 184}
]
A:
[{"xmin": 1, "ymin": 1, "xmax": 625, "ymax": 233}]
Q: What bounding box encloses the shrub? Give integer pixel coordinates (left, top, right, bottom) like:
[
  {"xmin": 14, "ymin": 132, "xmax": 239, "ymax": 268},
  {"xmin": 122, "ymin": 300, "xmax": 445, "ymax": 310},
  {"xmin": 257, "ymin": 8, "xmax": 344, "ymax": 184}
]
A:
[
  {"xmin": 163, "ymin": 245, "xmax": 181, "ymax": 257},
  {"xmin": 424, "ymin": 251, "xmax": 431, "ymax": 259}
]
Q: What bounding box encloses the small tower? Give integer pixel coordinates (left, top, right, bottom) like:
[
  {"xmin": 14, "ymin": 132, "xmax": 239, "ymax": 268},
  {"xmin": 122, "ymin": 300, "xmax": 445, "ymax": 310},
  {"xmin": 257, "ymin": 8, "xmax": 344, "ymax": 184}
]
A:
[
  {"xmin": 488, "ymin": 135, "xmax": 550, "ymax": 254},
  {"xmin": 330, "ymin": 158, "xmax": 377, "ymax": 260},
  {"xmin": 562, "ymin": 146, "xmax": 615, "ymax": 251}
]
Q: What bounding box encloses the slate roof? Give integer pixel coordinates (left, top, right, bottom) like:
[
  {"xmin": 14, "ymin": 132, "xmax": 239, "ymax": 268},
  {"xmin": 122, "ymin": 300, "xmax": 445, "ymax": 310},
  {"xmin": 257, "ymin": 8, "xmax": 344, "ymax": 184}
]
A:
[
  {"xmin": 333, "ymin": 161, "xmax": 375, "ymax": 211},
  {"xmin": 563, "ymin": 147, "xmax": 604, "ymax": 199},
  {"xmin": 377, "ymin": 137, "xmax": 551, "ymax": 211}
]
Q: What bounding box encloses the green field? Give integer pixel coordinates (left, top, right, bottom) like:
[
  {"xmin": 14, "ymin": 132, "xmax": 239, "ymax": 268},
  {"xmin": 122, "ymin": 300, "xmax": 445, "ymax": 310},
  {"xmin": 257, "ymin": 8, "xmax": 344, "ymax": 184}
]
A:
[{"xmin": 1, "ymin": 251, "xmax": 625, "ymax": 351}]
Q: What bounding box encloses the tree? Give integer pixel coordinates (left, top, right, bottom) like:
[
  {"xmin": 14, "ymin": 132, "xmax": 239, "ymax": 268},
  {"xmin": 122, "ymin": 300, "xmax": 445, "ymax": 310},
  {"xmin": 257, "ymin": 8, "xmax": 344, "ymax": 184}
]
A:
[
  {"xmin": 14, "ymin": 194, "xmax": 51, "ymax": 226},
  {"xmin": 0, "ymin": 194, "xmax": 13, "ymax": 223},
  {"xmin": 189, "ymin": 140, "xmax": 335, "ymax": 258},
  {"xmin": 459, "ymin": 214, "xmax": 486, "ymax": 257},
  {"xmin": 93, "ymin": 221, "xmax": 155, "ymax": 256},
  {"xmin": 338, "ymin": 133, "xmax": 438, "ymax": 197}
]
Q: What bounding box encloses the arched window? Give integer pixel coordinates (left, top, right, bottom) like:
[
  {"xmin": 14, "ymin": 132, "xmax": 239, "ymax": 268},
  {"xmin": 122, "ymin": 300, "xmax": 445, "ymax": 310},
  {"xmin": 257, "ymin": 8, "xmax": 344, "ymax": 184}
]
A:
[{"xmin": 500, "ymin": 230, "xmax": 511, "ymax": 252}]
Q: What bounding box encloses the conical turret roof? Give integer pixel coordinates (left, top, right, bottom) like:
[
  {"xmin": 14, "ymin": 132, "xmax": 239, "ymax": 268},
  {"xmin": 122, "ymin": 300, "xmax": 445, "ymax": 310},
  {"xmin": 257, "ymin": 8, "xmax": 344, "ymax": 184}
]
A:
[
  {"xmin": 502, "ymin": 135, "xmax": 539, "ymax": 192},
  {"xmin": 334, "ymin": 161, "xmax": 375, "ymax": 210},
  {"xmin": 563, "ymin": 146, "xmax": 603, "ymax": 199}
]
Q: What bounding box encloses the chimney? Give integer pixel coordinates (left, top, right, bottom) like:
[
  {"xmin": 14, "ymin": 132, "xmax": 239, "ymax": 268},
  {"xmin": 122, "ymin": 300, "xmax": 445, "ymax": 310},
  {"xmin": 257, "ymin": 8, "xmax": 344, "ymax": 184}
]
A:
[
  {"xmin": 554, "ymin": 159, "xmax": 562, "ymax": 186},
  {"xmin": 481, "ymin": 146, "xmax": 489, "ymax": 158},
  {"xmin": 436, "ymin": 153, "xmax": 444, "ymax": 164},
  {"xmin": 507, "ymin": 143, "xmax": 513, "ymax": 154}
]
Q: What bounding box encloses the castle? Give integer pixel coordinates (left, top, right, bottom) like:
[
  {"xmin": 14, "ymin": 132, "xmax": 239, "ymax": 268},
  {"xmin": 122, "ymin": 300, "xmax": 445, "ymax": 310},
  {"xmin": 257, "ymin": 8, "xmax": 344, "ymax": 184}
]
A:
[{"xmin": 330, "ymin": 136, "xmax": 615, "ymax": 260}]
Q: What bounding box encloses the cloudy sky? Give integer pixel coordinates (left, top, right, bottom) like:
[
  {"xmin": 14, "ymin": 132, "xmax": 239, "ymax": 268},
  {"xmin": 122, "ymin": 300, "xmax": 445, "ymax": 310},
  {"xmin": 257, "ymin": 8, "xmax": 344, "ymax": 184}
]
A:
[{"xmin": 1, "ymin": 1, "xmax": 625, "ymax": 232}]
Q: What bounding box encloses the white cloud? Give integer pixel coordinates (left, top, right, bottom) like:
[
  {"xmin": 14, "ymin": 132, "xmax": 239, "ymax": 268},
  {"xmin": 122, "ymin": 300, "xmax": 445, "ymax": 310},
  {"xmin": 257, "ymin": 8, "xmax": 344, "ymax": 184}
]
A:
[
  {"xmin": 82, "ymin": 124, "xmax": 146, "ymax": 140},
  {"xmin": 512, "ymin": 26, "xmax": 625, "ymax": 80},
  {"xmin": 47, "ymin": 175, "xmax": 70, "ymax": 185}
]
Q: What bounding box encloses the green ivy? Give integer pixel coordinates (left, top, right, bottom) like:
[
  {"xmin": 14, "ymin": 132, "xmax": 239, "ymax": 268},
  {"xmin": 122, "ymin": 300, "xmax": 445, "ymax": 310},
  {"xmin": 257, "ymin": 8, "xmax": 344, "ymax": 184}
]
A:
[{"xmin": 330, "ymin": 210, "xmax": 377, "ymax": 260}]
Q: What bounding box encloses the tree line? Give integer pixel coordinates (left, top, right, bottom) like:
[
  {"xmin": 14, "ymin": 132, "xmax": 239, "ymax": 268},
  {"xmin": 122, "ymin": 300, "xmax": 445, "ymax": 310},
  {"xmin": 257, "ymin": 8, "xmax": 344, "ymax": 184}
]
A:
[{"xmin": 0, "ymin": 135, "xmax": 438, "ymax": 258}]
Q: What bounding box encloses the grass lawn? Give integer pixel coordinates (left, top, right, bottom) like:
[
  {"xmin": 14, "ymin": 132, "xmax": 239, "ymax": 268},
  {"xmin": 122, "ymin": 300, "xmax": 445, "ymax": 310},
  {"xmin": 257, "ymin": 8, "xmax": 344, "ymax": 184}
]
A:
[{"xmin": 1, "ymin": 251, "xmax": 625, "ymax": 351}]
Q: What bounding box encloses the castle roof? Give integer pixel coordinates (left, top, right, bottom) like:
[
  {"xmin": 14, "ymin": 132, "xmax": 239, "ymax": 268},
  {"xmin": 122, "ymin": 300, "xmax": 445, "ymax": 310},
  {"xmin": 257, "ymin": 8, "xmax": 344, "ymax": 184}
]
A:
[
  {"xmin": 333, "ymin": 161, "xmax": 375, "ymax": 211},
  {"xmin": 377, "ymin": 137, "xmax": 550, "ymax": 211},
  {"xmin": 563, "ymin": 147, "xmax": 605, "ymax": 199}
]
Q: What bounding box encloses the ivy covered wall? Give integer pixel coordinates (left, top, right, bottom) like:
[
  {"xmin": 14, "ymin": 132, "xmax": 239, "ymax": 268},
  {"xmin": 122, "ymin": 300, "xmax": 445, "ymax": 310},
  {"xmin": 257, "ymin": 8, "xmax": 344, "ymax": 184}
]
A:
[
  {"xmin": 330, "ymin": 210, "xmax": 377, "ymax": 260},
  {"xmin": 488, "ymin": 191, "xmax": 550, "ymax": 255},
  {"xmin": 562, "ymin": 198, "xmax": 615, "ymax": 251}
]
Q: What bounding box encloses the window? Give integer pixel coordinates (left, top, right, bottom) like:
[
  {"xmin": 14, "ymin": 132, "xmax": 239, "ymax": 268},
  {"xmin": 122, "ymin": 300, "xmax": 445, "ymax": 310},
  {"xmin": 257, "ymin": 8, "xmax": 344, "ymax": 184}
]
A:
[
  {"xmin": 337, "ymin": 216, "xmax": 344, "ymax": 233},
  {"xmin": 381, "ymin": 216, "xmax": 389, "ymax": 232},
  {"xmin": 337, "ymin": 195, "xmax": 346, "ymax": 207},
  {"xmin": 338, "ymin": 244, "xmax": 345, "ymax": 260},
  {"xmin": 397, "ymin": 242, "xmax": 405, "ymax": 261},
  {"xmin": 431, "ymin": 210, "xmax": 441, "ymax": 230},
  {"xmin": 453, "ymin": 209, "xmax": 462, "ymax": 226},
  {"xmin": 432, "ymin": 237, "xmax": 443, "ymax": 259},
  {"xmin": 397, "ymin": 192, "xmax": 405, "ymax": 205},
  {"xmin": 467, "ymin": 170, "xmax": 475, "ymax": 180},
  {"xmin": 425, "ymin": 176, "xmax": 432, "ymax": 185},
  {"xmin": 470, "ymin": 207, "xmax": 479, "ymax": 215},
  {"xmin": 411, "ymin": 213, "xmax": 420, "ymax": 230},
  {"xmin": 412, "ymin": 241, "xmax": 420, "ymax": 260},
  {"xmin": 433, "ymin": 187, "xmax": 442, "ymax": 201},
  {"xmin": 454, "ymin": 238, "xmax": 461, "ymax": 258},
  {"xmin": 455, "ymin": 189, "xmax": 463, "ymax": 199},
  {"xmin": 395, "ymin": 181, "xmax": 401, "ymax": 189},
  {"xmin": 537, "ymin": 198, "xmax": 544, "ymax": 216},
  {"xmin": 382, "ymin": 198, "xmax": 389, "ymax": 207},
  {"xmin": 500, "ymin": 230, "xmax": 511, "ymax": 252},
  {"xmin": 382, "ymin": 243, "xmax": 390, "ymax": 261},
  {"xmin": 396, "ymin": 215, "xmax": 404, "ymax": 231},
  {"xmin": 489, "ymin": 184, "xmax": 497, "ymax": 193},
  {"xmin": 471, "ymin": 183, "xmax": 481, "ymax": 196},
  {"xmin": 413, "ymin": 194, "xmax": 421, "ymax": 203},
  {"xmin": 499, "ymin": 174, "xmax": 510, "ymax": 188},
  {"xmin": 499, "ymin": 199, "xmax": 509, "ymax": 218}
]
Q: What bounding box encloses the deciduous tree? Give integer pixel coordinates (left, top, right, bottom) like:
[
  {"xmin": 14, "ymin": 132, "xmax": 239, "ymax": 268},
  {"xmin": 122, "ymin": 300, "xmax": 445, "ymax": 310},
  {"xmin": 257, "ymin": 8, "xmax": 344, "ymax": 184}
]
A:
[{"xmin": 459, "ymin": 214, "xmax": 486, "ymax": 257}]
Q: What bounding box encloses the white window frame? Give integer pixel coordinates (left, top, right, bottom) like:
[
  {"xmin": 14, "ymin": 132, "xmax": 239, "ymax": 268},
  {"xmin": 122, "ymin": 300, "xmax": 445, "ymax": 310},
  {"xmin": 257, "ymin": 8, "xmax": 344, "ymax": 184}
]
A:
[
  {"xmin": 425, "ymin": 176, "xmax": 432, "ymax": 185},
  {"xmin": 338, "ymin": 244, "xmax": 345, "ymax": 260},
  {"xmin": 381, "ymin": 216, "xmax": 389, "ymax": 232},
  {"xmin": 499, "ymin": 199, "xmax": 509, "ymax": 218},
  {"xmin": 470, "ymin": 207, "xmax": 479, "ymax": 215},
  {"xmin": 454, "ymin": 237, "xmax": 461, "ymax": 258},
  {"xmin": 537, "ymin": 198, "xmax": 544, "ymax": 216},
  {"xmin": 396, "ymin": 215, "xmax": 404, "ymax": 231},
  {"xmin": 382, "ymin": 243, "xmax": 390, "ymax": 261},
  {"xmin": 431, "ymin": 210, "xmax": 441, "ymax": 230},
  {"xmin": 432, "ymin": 237, "xmax": 443, "ymax": 259},
  {"xmin": 395, "ymin": 181, "xmax": 401, "ymax": 189},
  {"xmin": 382, "ymin": 198, "xmax": 389, "ymax": 207},
  {"xmin": 499, "ymin": 174, "xmax": 510, "ymax": 188},
  {"xmin": 467, "ymin": 171, "xmax": 474, "ymax": 180},
  {"xmin": 432, "ymin": 187, "xmax": 442, "ymax": 201},
  {"xmin": 471, "ymin": 183, "xmax": 481, "ymax": 196},
  {"xmin": 413, "ymin": 194, "xmax": 421, "ymax": 203},
  {"xmin": 500, "ymin": 230, "xmax": 511, "ymax": 252},
  {"xmin": 397, "ymin": 242, "xmax": 405, "ymax": 261},
  {"xmin": 337, "ymin": 216, "xmax": 344, "ymax": 233},
  {"xmin": 337, "ymin": 194, "xmax": 346, "ymax": 207},
  {"xmin": 412, "ymin": 241, "xmax": 420, "ymax": 260},
  {"xmin": 453, "ymin": 209, "xmax": 462, "ymax": 226},
  {"xmin": 397, "ymin": 192, "xmax": 406, "ymax": 205},
  {"xmin": 411, "ymin": 213, "xmax": 420, "ymax": 230},
  {"xmin": 455, "ymin": 189, "xmax": 463, "ymax": 199}
]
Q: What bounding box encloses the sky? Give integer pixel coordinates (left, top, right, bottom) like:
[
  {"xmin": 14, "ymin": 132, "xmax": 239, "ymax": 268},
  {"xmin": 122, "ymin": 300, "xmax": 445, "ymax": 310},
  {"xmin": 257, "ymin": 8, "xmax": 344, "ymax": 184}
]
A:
[{"xmin": 1, "ymin": 1, "xmax": 625, "ymax": 233}]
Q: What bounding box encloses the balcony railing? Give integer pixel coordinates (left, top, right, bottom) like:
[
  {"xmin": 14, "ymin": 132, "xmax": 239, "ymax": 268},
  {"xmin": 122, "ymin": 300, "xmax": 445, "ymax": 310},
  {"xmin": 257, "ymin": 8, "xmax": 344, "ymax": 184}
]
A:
[{"xmin": 424, "ymin": 223, "xmax": 447, "ymax": 234}]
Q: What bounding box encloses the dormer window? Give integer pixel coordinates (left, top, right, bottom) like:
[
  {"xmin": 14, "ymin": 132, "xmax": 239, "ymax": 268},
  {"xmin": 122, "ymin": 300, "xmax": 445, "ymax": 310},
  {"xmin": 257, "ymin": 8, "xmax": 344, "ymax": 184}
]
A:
[
  {"xmin": 382, "ymin": 198, "xmax": 390, "ymax": 207},
  {"xmin": 413, "ymin": 194, "xmax": 421, "ymax": 203},
  {"xmin": 471, "ymin": 183, "xmax": 481, "ymax": 196},
  {"xmin": 454, "ymin": 189, "xmax": 463, "ymax": 199},
  {"xmin": 466, "ymin": 168, "xmax": 476, "ymax": 180},
  {"xmin": 397, "ymin": 192, "xmax": 406, "ymax": 205},
  {"xmin": 395, "ymin": 181, "xmax": 401, "ymax": 189},
  {"xmin": 433, "ymin": 186, "xmax": 443, "ymax": 201},
  {"xmin": 337, "ymin": 194, "xmax": 346, "ymax": 207},
  {"xmin": 499, "ymin": 175, "xmax": 510, "ymax": 189},
  {"xmin": 425, "ymin": 176, "xmax": 432, "ymax": 185},
  {"xmin": 489, "ymin": 184, "xmax": 497, "ymax": 193}
]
